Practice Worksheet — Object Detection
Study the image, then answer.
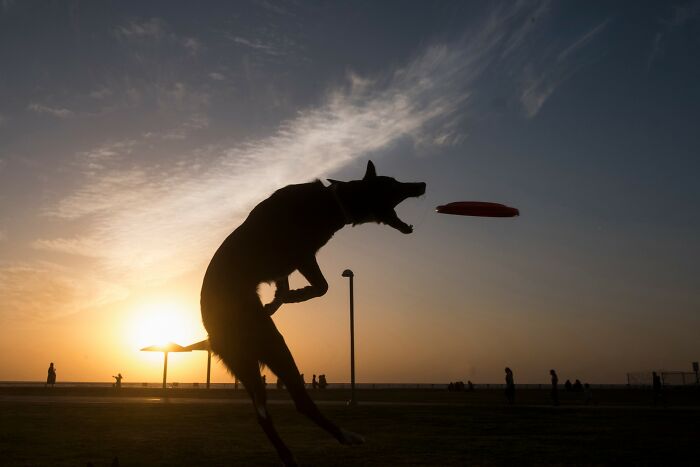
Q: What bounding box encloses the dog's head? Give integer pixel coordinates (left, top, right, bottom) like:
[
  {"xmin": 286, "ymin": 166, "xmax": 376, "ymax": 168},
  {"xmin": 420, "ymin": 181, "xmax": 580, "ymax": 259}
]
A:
[{"xmin": 330, "ymin": 161, "xmax": 426, "ymax": 234}]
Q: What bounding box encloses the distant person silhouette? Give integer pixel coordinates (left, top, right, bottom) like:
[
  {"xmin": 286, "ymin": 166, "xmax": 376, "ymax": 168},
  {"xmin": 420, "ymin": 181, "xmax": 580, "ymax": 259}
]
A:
[
  {"xmin": 573, "ymin": 379, "xmax": 583, "ymax": 392},
  {"xmin": 262, "ymin": 375, "xmax": 267, "ymax": 387},
  {"xmin": 652, "ymin": 372, "xmax": 664, "ymax": 406},
  {"xmin": 583, "ymin": 383, "xmax": 593, "ymax": 405},
  {"xmin": 504, "ymin": 367, "xmax": 515, "ymax": 405},
  {"xmin": 467, "ymin": 380, "xmax": 474, "ymax": 391},
  {"xmin": 318, "ymin": 374, "xmax": 328, "ymax": 389},
  {"xmin": 312, "ymin": 374, "xmax": 318, "ymax": 389},
  {"xmin": 112, "ymin": 373, "xmax": 123, "ymax": 389},
  {"xmin": 46, "ymin": 362, "xmax": 56, "ymax": 388},
  {"xmin": 550, "ymin": 369, "xmax": 559, "ymax": 406},
  {"xmin": 564, "ymin": 379, "xmax": 572, "ymax": 392}
]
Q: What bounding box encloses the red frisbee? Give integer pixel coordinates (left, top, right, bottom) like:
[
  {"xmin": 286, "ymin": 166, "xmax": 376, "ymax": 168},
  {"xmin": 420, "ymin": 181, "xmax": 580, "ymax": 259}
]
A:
[{"xmin": 436, "ymin": 201, "xmax": 519, "ymax": 217}]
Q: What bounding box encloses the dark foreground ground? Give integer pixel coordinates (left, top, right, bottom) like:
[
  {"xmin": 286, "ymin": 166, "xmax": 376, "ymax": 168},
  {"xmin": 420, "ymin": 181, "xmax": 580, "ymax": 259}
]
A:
[{"xmin": 1, "ymin": 387, "xmax": 699, "ymax": 466}]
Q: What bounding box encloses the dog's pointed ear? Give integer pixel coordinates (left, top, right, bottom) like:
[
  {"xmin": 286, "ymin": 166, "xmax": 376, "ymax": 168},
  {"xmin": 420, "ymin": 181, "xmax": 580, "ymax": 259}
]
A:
[
  {"xmin": 327, "ymin": 179, "xmax": 341, "ymax": 185},
  {"xmin": 363, "ymin": 160, "xmax": 377, "ymax": 180}
]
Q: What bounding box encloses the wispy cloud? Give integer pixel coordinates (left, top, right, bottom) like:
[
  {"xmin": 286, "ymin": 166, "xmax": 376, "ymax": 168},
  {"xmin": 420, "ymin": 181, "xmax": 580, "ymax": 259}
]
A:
[
  {"xmin": 115, "ymin": 18, "xmax": 203, "ymax": 56},
  {"xmin": 115, "ymin": 18, "xmax": 167, "ymax": 41},
  {"xmin": 647, "ymin": 1, "xmax": 700, "ymax": 70},
  {"xmin": 500, "ymin": 0, "xmax": 552, "ymax": 58},
  {"xmin": 34, "ymin": 22, "xmax": 511, "ymax": 307},
  {"xmin": 182, "ymin": 37, "xmax": 202, "ymax": 56},
  {"xmin": 0, "ymin": 262, "xmax": 128, "ymax": 321},
  {"xmin": 557, "ymin": 18, "xmax": 611, "ymax": 62},
  {"xmin": 253, "ymin": 0, "xmax": 296, "ymax": 17},
  {"xmin": 146, "ymin": 114, "xmax": 209, "ymax": 140},
  {"xmin": 16, "ymin": 2, "xmax": 593, "ymax": 319},
  {"xmin": 520, "ymin": 17, "xmax": 610, "ymax": 117},
  {"xmin": 228, "ymin": 35, "xmax": 284, "ymax": 56},
  {"xmin": 89, "ymin": 87, "xmax": 113, "ymax": 100},
  {"xmin": 27, "ymin": 103, "xmax": 75, "ymax": 119}
]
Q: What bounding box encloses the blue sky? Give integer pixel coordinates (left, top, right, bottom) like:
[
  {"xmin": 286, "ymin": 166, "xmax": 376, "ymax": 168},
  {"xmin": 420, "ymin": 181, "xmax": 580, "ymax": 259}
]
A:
[{"xmin": 0, "ymin": 1, "xmax": 699, "ymax": 383}]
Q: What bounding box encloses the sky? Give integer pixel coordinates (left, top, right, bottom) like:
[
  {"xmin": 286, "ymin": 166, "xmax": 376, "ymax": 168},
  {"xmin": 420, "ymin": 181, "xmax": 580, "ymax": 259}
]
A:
[{"xmin": 1, "ymin": 0, "xmax": 699, "ymax": 385}]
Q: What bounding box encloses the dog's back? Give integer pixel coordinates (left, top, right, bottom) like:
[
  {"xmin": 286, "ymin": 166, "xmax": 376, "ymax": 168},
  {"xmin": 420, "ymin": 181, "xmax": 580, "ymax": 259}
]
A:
[
  {"xmin": 200, "ymin": 180, "xmax": 343, "ymax": 355},
  {"xmin": 201, "ymin": 180, "xmax": 341, "ymax": 296}
]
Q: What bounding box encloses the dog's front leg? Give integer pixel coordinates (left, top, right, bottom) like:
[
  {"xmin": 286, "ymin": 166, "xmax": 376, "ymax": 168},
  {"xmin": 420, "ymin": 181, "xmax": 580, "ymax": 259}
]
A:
[
  {"xmin": 264, "ymin": 277, "xmax": 289, "ymax": 316},
  {"xmin": 280, "ymin": 257, "xmax": 329, "ymax": 304}
]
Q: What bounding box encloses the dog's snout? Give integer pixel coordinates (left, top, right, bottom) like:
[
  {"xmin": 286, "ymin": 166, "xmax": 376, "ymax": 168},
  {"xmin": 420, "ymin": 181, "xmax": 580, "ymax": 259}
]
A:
[{"xmin": 409, "ymin": 182, "xmax": 426, "ymax": 197}]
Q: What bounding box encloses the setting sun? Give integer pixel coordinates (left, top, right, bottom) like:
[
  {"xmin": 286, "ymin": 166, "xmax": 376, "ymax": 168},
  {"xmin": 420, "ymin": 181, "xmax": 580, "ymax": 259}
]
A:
[{"xmin": 128, "ymin": 300, "xmax": 203, "ymax": 350}]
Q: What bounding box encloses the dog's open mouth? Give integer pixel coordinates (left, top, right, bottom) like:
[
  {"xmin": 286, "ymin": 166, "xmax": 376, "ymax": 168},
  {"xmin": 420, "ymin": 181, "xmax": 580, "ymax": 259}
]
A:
[
  {"xmin": 385, "ymin": 210, "xmax": 414, "ymax": 234},
  {"xmin": 383, "ymin": 182, "xmax": 426, "ymax": 234}
]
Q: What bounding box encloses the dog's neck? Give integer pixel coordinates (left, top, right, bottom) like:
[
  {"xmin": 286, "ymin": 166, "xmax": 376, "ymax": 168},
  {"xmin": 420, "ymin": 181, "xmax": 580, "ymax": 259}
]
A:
[{"xmin": 329, "ymin": 183, "xmax": 352, "ymax": 225}]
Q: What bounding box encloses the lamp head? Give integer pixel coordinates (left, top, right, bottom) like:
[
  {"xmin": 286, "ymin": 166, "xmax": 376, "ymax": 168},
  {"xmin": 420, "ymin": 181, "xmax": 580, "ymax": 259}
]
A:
[{"xmin": 342, "ymin": 269, "xmax": 354, "ymax": 278}]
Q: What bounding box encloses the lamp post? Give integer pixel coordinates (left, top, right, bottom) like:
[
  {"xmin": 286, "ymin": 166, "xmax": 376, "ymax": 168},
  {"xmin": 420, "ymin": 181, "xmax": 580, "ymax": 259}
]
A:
[
  {"xmin": 342, "ymin": 269, "xmax": 357, "ymax": 406},
  {"xmin": 206, "ymin": 350, "xmax": 211, "ymax": 389}
]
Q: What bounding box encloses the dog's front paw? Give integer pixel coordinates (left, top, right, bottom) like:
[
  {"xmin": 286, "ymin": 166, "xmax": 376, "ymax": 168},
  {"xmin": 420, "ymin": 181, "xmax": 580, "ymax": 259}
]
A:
[{"xmin": 263, "ymin": 299, "xmax": 282, "ymax": 316}]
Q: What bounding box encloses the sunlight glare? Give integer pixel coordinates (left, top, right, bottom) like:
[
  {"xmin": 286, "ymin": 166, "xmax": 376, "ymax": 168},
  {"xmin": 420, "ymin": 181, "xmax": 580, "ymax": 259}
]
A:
[{"xmin": 129, "ymin": 300, "xmax": 200, "ymax": 350}]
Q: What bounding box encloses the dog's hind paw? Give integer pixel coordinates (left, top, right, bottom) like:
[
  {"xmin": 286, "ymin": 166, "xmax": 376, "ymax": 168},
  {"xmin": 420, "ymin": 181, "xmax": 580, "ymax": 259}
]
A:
[{"xmin": 339, "ymin": 429, "xmax": 365, "ymax": 445}]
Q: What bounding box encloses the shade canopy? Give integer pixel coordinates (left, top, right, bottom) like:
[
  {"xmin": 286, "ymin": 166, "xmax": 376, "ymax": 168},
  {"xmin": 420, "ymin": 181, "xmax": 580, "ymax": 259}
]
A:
[
  {"xmin": 140, "ymin": 342, "xmax": 190, "ymax": 353},
  {"xmin": 183, "ymin": 339, "xmax": 211, "ymax": 352},
  {"xmin": 140, "ymin": 339, "xmax": 212, "ymax": 389}
]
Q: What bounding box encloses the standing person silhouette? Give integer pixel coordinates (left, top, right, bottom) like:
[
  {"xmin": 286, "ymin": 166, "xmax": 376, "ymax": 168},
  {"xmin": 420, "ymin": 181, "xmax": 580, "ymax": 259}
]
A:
[
  {"xmin": 504, "ymin": 367, "xmax": 515, "ymax": 405},
  {"xmin": 312, "ymin": 374, "xmax": 318, "ymax": 389},
  {"xmin": 652, "ymin": 372, "xmax": 664, "ymax": 406},
  {"xmin": 550, "ymin": 369, "xmax": 559, "ymax": 406},
  {"xmin": 46, "ymin": 363, "xmax": 56, "ymax": 388}
]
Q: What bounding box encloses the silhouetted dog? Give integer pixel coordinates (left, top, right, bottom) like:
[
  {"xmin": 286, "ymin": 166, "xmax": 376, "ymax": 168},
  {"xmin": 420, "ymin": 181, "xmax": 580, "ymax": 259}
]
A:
[{"xmin": 200, "ymin": 161, "xmax": 425, "ymax": 466}]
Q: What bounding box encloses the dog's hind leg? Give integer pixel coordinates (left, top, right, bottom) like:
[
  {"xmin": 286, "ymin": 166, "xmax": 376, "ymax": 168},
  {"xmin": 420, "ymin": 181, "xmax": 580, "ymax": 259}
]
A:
[
  {"xmin": 212, "ymin": 335, "xmax": 298, "ymax": 467},
  {"xmin": 262, "ymin": 327, "xmax": 365, "ymax": 446},
  {"xmin": 233, "ymin": 358, "xmax": 299, "ymax": 467}
]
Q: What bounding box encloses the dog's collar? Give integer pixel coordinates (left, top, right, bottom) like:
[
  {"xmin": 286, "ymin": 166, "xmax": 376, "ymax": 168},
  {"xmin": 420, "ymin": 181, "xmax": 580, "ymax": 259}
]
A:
[{"xmin": 329, "ymin": 183, "xmax": 352, "ymax": 225}]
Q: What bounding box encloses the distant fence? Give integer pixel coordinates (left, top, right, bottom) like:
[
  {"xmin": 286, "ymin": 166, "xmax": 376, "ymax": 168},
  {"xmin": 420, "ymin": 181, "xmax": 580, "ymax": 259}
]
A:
[
  {"xmin": 626, "ymin": 371, "xmax": 699, "ymax": 387},
  {"xmin": 661, "ymin": 372, "xmax": 699, "ymax": 387}
]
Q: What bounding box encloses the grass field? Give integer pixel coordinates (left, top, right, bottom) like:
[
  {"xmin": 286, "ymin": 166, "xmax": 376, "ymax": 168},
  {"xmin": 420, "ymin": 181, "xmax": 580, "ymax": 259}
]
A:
[{"xmin": 1, "ymin": 388, "xmax": 699, "ymax": 466}]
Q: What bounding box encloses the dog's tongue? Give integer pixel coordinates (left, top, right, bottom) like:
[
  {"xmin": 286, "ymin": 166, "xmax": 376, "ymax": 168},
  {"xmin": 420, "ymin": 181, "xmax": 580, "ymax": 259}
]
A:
[{"xmin": 385, "ymin": 211, "xmax": 413, "ymax": 234}]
